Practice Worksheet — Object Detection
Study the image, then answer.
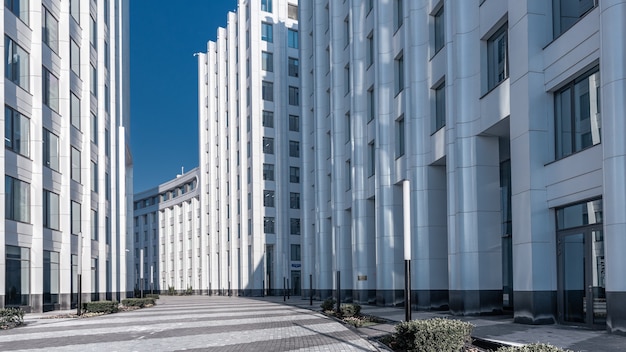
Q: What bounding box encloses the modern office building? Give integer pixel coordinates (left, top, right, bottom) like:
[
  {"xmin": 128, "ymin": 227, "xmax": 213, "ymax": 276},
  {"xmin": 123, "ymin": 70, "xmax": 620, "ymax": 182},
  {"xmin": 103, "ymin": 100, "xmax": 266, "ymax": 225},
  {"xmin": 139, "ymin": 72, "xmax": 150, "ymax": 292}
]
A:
[
  {"xmin": 197, "ymin": 0, "xmax": 302, "ymax": 296},
  {"xmin": 300, "ymin": 0, "xmax": 626, "ymax": 333},
  {"xmin": 132, "ymin": 169, "xmax": 201, "ymax": 294},
  {"xmin": 2, "ymin": 0, "xmax": 132, "ymax": 312}
]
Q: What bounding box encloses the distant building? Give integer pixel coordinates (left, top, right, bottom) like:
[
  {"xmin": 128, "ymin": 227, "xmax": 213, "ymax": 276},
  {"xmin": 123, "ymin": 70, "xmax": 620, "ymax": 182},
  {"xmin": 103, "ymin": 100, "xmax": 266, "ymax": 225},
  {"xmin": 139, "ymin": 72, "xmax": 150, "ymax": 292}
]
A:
[
  {"xmin": 2, "ymin": 0, "xmax": 132, "ymax": 312},
  {"xmin": 197, "ymin": 0, "xmax": 302, "ymax": 296},
  {"xmin": 133, "ymin": 169, "xmax": 201, "ymax": 294},
  {"xmin": 300, "ymin": 0, "xmax": 626, "ymax": 333}
]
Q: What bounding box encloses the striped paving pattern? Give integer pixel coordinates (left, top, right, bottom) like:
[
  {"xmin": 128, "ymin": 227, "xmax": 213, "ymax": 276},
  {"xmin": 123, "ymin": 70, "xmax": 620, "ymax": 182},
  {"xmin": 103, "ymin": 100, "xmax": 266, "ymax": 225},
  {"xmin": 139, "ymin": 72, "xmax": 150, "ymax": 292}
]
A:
[{"xmin": 1, "ymin": 296, "xmax": 377, "ymax": 352}]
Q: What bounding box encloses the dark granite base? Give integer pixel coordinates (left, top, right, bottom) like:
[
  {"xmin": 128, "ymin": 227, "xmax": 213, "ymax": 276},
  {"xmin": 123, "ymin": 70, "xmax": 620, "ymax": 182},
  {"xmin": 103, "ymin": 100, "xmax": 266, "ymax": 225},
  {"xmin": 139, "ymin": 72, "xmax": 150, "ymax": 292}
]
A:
[
  {"xmin": 352, "ymin": 289, "xmax": 377, "ymax": 305},
  {"xmin": 376, "ymin": 289, "xmax": 406, "ymax": 307},
  {"xmin": 513, "ymin": 290, "xmax": 556, "ymax": 325},
  {"xmin": 413, "ymin": 290, "xmax": 449, "ymax": 310},
  {"xmin": 607, "ymin": 291, "xmax": 626, "ymax": 334},
  {"xmin": 449, "ymin": 290, "xmax": 503, "ymax": 315}
]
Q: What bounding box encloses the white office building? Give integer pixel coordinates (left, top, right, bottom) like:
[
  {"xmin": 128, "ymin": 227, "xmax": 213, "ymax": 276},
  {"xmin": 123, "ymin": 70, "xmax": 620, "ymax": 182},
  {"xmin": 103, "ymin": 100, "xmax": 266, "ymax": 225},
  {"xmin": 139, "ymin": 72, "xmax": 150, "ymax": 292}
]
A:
[
  {"xmin": 300, "ymin": 0, "xmax": 626, "ymax": 333},
  {"xmin": 198, "ymin": 0, "xmax": 302, "ymax": 296},
  {"xmin": 133, "ymin": 169, "xmax": 201, "ymax": 294},
  {"xmin": 1, "ymin": 0, "xmax": 131, "ymax": 312}
]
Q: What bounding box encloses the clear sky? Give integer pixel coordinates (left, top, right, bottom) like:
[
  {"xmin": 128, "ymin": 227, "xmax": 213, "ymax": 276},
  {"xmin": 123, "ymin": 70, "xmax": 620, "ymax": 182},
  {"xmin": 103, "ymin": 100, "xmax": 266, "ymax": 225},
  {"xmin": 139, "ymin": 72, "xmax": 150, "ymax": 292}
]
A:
[{"xmin": 130, "ymin": 0, "xmax": 238, "ymax": 193}]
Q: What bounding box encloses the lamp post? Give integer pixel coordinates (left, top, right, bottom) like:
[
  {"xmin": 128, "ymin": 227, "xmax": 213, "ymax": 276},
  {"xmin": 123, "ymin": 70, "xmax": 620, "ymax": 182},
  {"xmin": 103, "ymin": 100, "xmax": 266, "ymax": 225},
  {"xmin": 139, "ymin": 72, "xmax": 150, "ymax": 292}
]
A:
[
  {"xmin": 403, "ymin": 180, "xmax": 412, "ymax": 322},
  {"xmin": 140, "ymin": 248, "xmax": 144, "ymax": 298},
  {"xmin": 77, "ymin": 233, "xmax": 83, "ymax": 316}
]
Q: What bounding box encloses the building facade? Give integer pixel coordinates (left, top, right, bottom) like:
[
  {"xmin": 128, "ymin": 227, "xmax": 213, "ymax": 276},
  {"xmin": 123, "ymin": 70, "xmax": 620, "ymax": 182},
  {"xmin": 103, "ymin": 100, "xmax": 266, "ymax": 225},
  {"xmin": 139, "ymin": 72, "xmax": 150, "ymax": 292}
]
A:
[
  {"xmin": 198, "ymin": 0, "xmax": 302, "ymax": 296},
  {"xmin": 300, "ymin": 0, "xmax": 626, "ymax": 333},
  {"xmin": 1, "ymin": 0, "xmax": 132, "ymax": 312},
  {"xmin": 133, "ymin": 169, "xmax": 201, "ymax": 294}
]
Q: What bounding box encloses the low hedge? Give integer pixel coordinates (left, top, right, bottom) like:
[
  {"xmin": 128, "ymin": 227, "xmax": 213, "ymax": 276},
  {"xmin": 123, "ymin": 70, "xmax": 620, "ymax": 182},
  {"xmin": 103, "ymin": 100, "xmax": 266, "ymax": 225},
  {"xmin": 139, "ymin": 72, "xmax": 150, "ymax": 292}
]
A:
[
  {"xmin": 122, "ymin": 297, "xmax": 155, "ymax": 308},
  {"xmin": 145, "ymin": 294, "xmax": 160, "ymax": 299},
  {"xmin": 392, "ymin": 318, "xmax": 474, "ymax": 352},
  {"xmin": 497, "ymin": 343, "xmax": 573, "ymax": 352},
  {"xmin": 83, "ymin": 301, "xmax": 119, "ymax": 314},
  {"xmin": 340, "ymin": 303, "xmax": 361, "ymax": 318},
  {"xmin": 0, "ymin": 308, "xmax": 24, "ymax": 329}
]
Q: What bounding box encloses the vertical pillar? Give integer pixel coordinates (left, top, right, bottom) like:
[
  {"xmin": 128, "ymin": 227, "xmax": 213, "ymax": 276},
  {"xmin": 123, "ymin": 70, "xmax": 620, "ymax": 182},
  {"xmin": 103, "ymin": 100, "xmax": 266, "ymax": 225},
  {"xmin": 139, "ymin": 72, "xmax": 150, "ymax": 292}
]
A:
[
  {"xmin": 447, "ymin": 1, "xmax": 502, "ymax": 315},
  {"xmin": 508, "ymin": 0, "xmax": 555, "ymax": 324},
  {"xmin": 600, "ymin": 0, "xmax": 626, "ymax": 334}
]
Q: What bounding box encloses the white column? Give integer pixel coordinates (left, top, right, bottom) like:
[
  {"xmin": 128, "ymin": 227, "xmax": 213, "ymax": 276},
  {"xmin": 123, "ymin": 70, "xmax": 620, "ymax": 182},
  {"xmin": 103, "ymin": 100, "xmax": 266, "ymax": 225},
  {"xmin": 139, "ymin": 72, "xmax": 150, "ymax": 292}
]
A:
[{"xmin": 600, "ymin": 0, "xmax": 626, "ymax": 334}]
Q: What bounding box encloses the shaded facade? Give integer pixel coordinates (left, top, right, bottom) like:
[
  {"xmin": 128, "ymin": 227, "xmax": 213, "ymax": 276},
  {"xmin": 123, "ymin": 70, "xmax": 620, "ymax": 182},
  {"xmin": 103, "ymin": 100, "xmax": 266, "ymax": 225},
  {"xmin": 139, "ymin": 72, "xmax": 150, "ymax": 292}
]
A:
[{"xmin": 300, "ymin": 0, "xmax": 626, "ymax": 333}]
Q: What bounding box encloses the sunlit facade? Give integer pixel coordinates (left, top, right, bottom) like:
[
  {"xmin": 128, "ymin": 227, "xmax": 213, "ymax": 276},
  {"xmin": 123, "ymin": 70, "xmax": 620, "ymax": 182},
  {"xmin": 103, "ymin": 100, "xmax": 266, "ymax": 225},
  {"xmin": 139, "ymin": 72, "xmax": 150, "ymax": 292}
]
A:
[
  {"xmin": 1, "ymin": 0, "xmax": 132, "ymax": 312},
  {"xmin": 300, "ymin": 0, "xmax": 626, "ymax": 333},
  {"xmin": 133, "ymin": 169, "xmax": 201, "ymax": 294},
  {"xmin": 198, "ymin": 0, "xmax": 302, "ymax": 296}
]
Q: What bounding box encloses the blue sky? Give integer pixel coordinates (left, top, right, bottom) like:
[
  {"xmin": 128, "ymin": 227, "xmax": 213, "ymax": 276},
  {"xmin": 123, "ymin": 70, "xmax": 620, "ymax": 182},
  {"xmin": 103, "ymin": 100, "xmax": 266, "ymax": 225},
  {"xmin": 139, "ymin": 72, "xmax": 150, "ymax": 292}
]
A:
[{"xmin": 130, "ymin": 0, "xmax": 238, "ymax": 193}]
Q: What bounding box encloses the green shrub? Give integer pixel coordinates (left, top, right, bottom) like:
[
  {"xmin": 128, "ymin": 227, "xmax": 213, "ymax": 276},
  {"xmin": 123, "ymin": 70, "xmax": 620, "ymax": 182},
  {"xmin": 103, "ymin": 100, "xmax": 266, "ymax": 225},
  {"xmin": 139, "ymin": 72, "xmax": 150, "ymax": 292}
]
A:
[
  {"xmin": 184, "ymin": 286, "xmax": 193, "ymax": 295},
  {"xmin": 392, "ymin": 318, "xmax": 474, "ymax": 352},
  {"xmin": 497, "ymin": 343, "xmax": 572, "ymax": 352},
  {"xmin": 168, "ymin": 286, "xmax": 176, "ymax": 295},
  {"xmin": 340, "ymin": 303, "xmax": 361, "ymax": 318},
  {"xmin": 320, "ymin": 298, "xmax": 336, "ymax": 311},
  {"xmin": 0, "ymin": 308, "xmax": 24, "ymax": 329},
  {"xmin": 83, "ymin": 301, "xmax": 119, "ymax": 314},
  {"xmin": 145, "ymin": 294, "xmax": 160, "ymax": 299},
  {"xmin": 122, "ymin": 297, "xmax": 155, "ymax": 308}
]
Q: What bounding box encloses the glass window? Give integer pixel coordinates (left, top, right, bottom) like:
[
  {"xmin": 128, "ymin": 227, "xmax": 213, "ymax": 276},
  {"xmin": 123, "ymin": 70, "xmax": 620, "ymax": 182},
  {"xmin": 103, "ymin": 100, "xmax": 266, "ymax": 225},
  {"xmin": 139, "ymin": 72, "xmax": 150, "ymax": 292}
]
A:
[
  {"xmin": 5, "ymin": 0, "xmax": 29, "ymax": 25},
  {"xmin": 487, "ymin": 26, "xmax": 508, "ymax": 90},
  {"xmin": 289, "ymin": 114, "xmax": 299, "ymax": 132},
  {"xmin": 434, "ymin": 82, "xmax": 446, "ymax": 132},
  {"xmin": 291, "ymin": 244, "xmax": 301, "ymax": 261},
  {"xmin": 90, "ymin": 64, "xmax": 97, "ymax": 96},
  {"xmin": 261, "ymin": 0, "xmax": 272, "ymax": 12},
  {"xmin": 43, "ymin": 67, "xmax": 59, "ymax": 112},
  {"xmin": 43, "ymin": 251, "xmax": 59, "ymax": 307},
  {"xmin": 262, "ymin": 81, "xmax": 273, "ymax": 101},
  {"xmin": 345, "ymin": 113, "xmax": 351, "ymax": 142},
  {"xmin": 394, "ymin": 0, "xmax": 403, "ymax": 31},
  {"xmin": 368, "ymin": 88, "xmax": 375, "ymax": 122},
  {"xmin": 262, "ymin": 110, "xmax": 274, "ymax": 128},
  {"xmin": 367, "ymin": 33, "xmax": 374, "ymax": 67},
  {"xmin": 91, "ymin": 113, "xmax": 98, "ymax": 144},
  {"xmin": 91, "ymin": 209, "xmax": 98, "ymax": 240},
  {"xmin": 5, "ymin": 36, "xmax": 30, "ymax": 91},
  {"xmin": 288, "ymin": 29, "xmax": 298, "ymax": 49},
  {"xmin": 71, "ymin": 201, "xmax": 81, "ymax": 235},
  {"xmin": 71, "ymin": 92, "xmax": 81, "ymax": 130},
  {"xmin": 42, "ymin": 7, "xmax": 59, "ymax": 53},
  {"xmin": 261, "ymin": 51, "xmax": 273, "ymax": 72},
  {"xmin": 43, "ymin": 129, "xmax": 60, "ymax": 171},
  {"xmin": 263, "ymin": 190, "xmax": 275, "ymax": 207},
  {"xmin": 43, "ymin": 190, "xmax": 60, "ymax": 230},
  {"xmin": 264, "ymin": 217, "xmax": 275, "ymax": 234},
  {"xmin": 70, "ymin": 0, "xmax": 80, "ymax": 23},
  {"xmin": 91, "ymin": 161, "xmax": 98, "ymax": 192},
  {"xmin": 90, "ymin": 15, "xmax": 97, "ymax": 49},
  {"xmin": 70, "ymin": 39, "xmax": 80, "ymax": 76},
  {"xmin": 289, "ymin": 140, "xmax": 300, "ymax": 157},
  {"xmin": 556, "ymin": 199, "xmax": 602, "ymax": 230},
  {"xmin": 395, "ymin": 54, "xmax": 404, "ymax": 94},
  {"xmin": 71, "ymin": 147, "xmax": 81, "ymax": 183},
  {"xmin": 288, "ymin": 57, "xmax": 299, "ymax": 77},
  {"xmin": 346, "ymin": 160, "xmax": 352, "ymax": 190},
  {"xmin": 289, "ymin": 86, "xmax": 299, "ymax": 106},
  {"xmin": 344, "ymin": 17, "xmax": 350, "ymax": 47},
  {"xmin": 434, "ymin": 6, "xmax": 444, "ymax": 53},
  {"xmin": 553, "ymin": 0, "xmax": 597, "ymax": 38},
  {"xmin": 290, "ymin": 192, "xmax": 300, "ymax": 209},
  {"xmin": 368, "ymin": 141, "xmax": 376, "ymax": 177},
  {"xmin": 555, "ymin": 68, "xmax": 600, "ymax": 159},
  {"xmin": 288, "ymin": 4, "xmax": 298, "ymax": 20},
  {"xmin": 290, "ymin": 166, "xmax": 300, "ymax": 183},
  {"xmin": 290, "ymin": 218, "xmax": 301, "ymax": 235},
  {"xmin": 104, "ymin": 40, "xmax": 110, "ymax": 70},
  {"xmin": 263, "ymin": 137, "xmax": 274, "ymax": 154},
  {"xmin": 5, "ymin": 246, "xmax": 30, "ymax": 307},
  {"xmin": 6, "ymin": 176, "xmax": 30, "ymax": 223},
  {"xmin": 345, "ymin": 66, "xmax": 350, "ymax": 94},
  {"xmin": 261, "ymin": 22, "xmax": 273, "ymax": 43},
  {"xmin": 263, "ymin": 163, "xmax": 275, "ymax": 181},
  {"xmin": 396, "ymin": 116, "xmax": 405, "ymax": 157},
  {"xmin": 5, "ymin": 106, "xmax": 30, "ymax": 157}
]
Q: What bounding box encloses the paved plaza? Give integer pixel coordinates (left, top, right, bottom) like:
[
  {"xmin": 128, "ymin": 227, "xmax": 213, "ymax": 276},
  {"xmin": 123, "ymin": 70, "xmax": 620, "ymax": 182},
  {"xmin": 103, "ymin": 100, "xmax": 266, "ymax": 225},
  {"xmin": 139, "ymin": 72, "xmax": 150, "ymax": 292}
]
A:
[{"xmin": 1, "ymin": 296, "xmax": 378, "ymax": 352}]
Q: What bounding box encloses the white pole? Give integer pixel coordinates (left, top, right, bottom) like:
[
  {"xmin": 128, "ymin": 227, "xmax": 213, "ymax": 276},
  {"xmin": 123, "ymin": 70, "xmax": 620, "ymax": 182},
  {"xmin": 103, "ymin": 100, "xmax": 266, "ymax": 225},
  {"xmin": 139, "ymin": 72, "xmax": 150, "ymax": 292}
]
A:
[
  {"xmin": 403, "ymin": 180, "xmax": 411, "ymax": 260},
  {"xmin": 140, "ymin": 248, "xmax": 144, "ymax": 298}
]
